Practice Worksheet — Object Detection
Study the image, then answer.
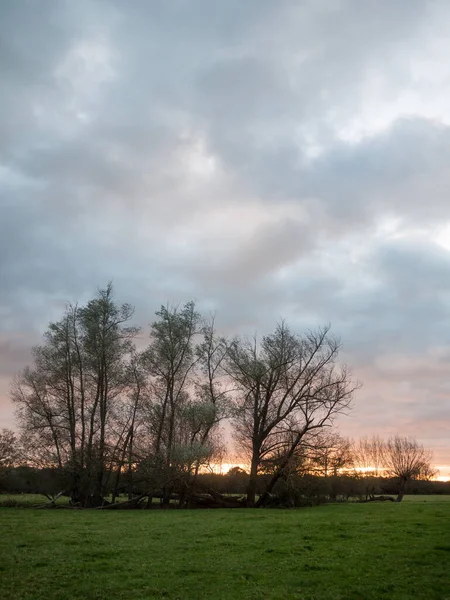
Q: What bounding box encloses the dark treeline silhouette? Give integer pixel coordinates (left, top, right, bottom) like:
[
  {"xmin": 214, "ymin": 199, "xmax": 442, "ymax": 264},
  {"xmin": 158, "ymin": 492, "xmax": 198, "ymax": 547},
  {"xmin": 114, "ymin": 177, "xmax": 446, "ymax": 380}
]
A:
[
  {"xmin": 1, "ymin": 463, "xmax": 448, "ymax": 508},
  {"xmin": 1, "ymin": 285, "xmax": 438, "ymax": 508}
]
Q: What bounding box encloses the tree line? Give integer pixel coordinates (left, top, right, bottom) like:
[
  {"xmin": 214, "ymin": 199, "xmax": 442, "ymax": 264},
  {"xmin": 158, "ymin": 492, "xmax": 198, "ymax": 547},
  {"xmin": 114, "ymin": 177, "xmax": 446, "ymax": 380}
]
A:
[{"xmin": 1, "ymin": 285, "xmax": 436, "ymax": 508}]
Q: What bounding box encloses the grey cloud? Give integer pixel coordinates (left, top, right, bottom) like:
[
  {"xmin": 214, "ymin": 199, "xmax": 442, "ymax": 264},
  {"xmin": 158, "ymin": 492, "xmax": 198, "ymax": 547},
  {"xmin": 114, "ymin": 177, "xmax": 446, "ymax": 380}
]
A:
[
  {"xmin": 0, "ymin": 335, "xmax": 33, "ymax": 379},
  {"xmin": 1, "ymin": 0, "xmax": 450, "ymax": 470},
  {"xmin": 289, "ymin": 237, "xmax": 450, "ymax": 359},
  {"xmin": 203, "ymin": 118, "xmax": 450, "ymax": 235}
]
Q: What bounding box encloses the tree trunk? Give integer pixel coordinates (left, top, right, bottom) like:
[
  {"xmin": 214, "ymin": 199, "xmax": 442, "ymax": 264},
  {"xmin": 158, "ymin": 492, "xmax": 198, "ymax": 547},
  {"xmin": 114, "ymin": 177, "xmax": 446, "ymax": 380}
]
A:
[
  {"xmin": 256, "ymin": 430, "xmax": 306, "ymax": 507},
  {"xmin": 161, "ymin": 485, "xmax": 172, "ymax": 508},
  {"xmin": 99, "ymin": 494, "xmax": 147, "ymax": 510},
  {"xmin": 246, "ymin": 455, "xmax": 259, "ymax": 506},
  {"xmin": 396, "ymin": 477, "xmax": 407, "ymax": 502}
]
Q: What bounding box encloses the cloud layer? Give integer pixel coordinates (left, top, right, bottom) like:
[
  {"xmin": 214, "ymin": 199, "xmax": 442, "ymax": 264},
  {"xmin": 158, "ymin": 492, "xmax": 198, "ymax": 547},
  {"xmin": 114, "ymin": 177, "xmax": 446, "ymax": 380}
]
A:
[{"xmin": 1, "ymin": 0, "xmax": 450, "ymax": 477}]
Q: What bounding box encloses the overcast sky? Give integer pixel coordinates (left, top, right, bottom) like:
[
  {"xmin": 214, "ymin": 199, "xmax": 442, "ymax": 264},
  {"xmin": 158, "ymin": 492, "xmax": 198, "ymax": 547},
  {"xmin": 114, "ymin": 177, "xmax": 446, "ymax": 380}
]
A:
[{"xmin": 1, "ymin": 0, "xmax": 450, "ymax": 478}]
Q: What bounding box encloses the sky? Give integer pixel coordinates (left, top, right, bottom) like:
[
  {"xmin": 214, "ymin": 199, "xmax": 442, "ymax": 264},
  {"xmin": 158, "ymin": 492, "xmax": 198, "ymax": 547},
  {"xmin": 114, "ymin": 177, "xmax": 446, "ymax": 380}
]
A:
[{"xmin": 1, "ymin": 0, "xmax": 450, "ymax": 479}]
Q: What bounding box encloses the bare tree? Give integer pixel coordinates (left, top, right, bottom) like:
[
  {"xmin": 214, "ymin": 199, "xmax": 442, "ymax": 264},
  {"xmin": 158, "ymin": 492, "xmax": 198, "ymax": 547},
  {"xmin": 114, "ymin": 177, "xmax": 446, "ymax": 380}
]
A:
[
  {"xmin": 9, "ymin": 292, "xmax": 362, "ymax": 510},
  {"xmin": 11, "ymin": 284, "xmax": 139, "ymax": 506},
  {"xmin": 141, "ymin": 303, "xmax": 204, "ymax": 506},
  {"xmin": 193, "ymin": 316, "xmax": 229, "ymax": 468},
  {"xmin": 225, "ymin": 322, "xmax": 358, "ymax": 506},
  {"xmin": 381, "ymin": 435, "xmax": 436, "ymax": 502},
  {"xmin": 137, "ymin": 307, "xmax": 231, "ymax": 507},
  {"xmin": 0, "ymin": 429, "xmax": 18, "ymax": 470},
  {"xmin": 309, "ymin": 431, "xmax": 354, "ymax": 477},
  {"xmin": 108, "ymin": 351, "xmax": 148, "ymax": 503},
  {"xmin": 352, "ymin": 435, "xmax": 385, "ymax": 500},
  {"xmin": 354, "ymin": 436, "xmax": 384, "ymax": 476}
]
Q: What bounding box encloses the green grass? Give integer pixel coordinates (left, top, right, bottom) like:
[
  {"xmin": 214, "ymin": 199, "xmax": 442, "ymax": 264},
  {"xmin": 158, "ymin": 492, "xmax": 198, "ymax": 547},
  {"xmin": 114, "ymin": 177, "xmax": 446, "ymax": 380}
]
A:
[
  {"xmin": 2, "ymin": 493, "xmax": 449, "ymax": 508},
  {"xmin": 403, "ymin": 494, "xmax": 450, "ymax": 502},
  {"xmin": 0, "ymin": 492, "xmax": 250, "ymax": 506},
  {"xmin": 1, "ymin": 503, "xmax": 449, "ymax": 600},
  {"xmin": 0, "ymin": 493, "xmax": 169, "ymax": 507},
  {"xmin": 0, "ymin": 494, "xmax": 68, "ymax": 507}
]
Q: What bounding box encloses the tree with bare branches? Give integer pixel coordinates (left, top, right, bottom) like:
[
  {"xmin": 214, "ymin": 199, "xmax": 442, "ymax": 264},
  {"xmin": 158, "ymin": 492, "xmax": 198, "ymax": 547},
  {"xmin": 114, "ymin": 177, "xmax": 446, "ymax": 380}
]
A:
[
  {"xmin": 308, "ymin": 431, "xmax": 354, "ymax": 477},
  {"xmin": 140, "ymin": 305, "xmax": 227, "ymax": 507},
  {"xmin": 11, "ymin": 284, "xmax": 139, "ymax": 507},
  {"xmin": 0, "ymin": 429, "xmax": 18, "ymax": 470},
  {"xmin": 225, "ymin": 322, "xmax": 358, "ymax": 506},
  {"xmin": 381, "ymin": 435, "xmax": 436, "ymax": 502},
  {"xmin": 10, "ymin": 289, "xmax": 362, "ymax": 509},
  {"xmin": 352, "ymin": 435, "xmax": 385, "ymax": 500}
]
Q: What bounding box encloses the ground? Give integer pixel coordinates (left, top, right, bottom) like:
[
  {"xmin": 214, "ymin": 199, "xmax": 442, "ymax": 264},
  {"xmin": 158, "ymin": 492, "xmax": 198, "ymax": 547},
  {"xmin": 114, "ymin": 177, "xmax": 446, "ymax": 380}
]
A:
[{"xmin": 1, "ymin": 497, "xmax": 449, "ymax": 600}]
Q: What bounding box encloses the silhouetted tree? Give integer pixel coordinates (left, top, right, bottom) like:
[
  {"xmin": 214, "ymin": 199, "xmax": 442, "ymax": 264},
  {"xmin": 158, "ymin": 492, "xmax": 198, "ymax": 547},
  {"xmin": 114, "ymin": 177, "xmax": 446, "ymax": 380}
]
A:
[
  {"xmin": 140, "ymin": 305, "xmax": 227, "ymax": 507},
  {"xmin": 0, "ymin": 429, "xmax": 17, "ymax": 469},
  {"xmin": 381, "ymin": 435, "xmax": 435, "ymax": 502},
  {"xmin": 11, "ymin": 284, "xmax": 139, "ymax": 507},
  {"xmin": 9, "ymin": 287, "xmax": 363, "ymax": 510},
  {"xmin": 353, "ymin": 436, "xmax": 384, "ymax": 499},
  {"xmin": 225, "ymin": 323, "xmax": 358, "ymax": 506}
]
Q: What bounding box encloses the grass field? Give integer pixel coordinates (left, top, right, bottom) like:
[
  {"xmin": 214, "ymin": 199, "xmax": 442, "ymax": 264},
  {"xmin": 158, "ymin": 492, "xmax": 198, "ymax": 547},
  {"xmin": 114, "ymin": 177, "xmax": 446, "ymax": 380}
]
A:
[
  {"xmin": 0, "ymin": 493, "xmax": 167, "ymax": 507},
  {"xmin": 2, "ymin": 493, "xmax": 450, "ymax": 507},
  {"xmin": 1, "ymin": 501, "xmax": 449, "ymax": 600},
  {"xmin": 0, "ymin": 494, "xmax": 68, "ymax": 507},
  {"xmin": 403, "ymin": 494, "xmax": 450, "ymax": 502}
]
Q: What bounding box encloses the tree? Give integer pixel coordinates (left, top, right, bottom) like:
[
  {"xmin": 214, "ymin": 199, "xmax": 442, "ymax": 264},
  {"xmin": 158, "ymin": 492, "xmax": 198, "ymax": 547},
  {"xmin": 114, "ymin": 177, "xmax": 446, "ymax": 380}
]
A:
[
  {"xmin": 307, "ymin": 431, "xmax": 353, "ymax": 476},
  {"xmin": 109, "ymin": 350, "xmax": 148, "ymax": 503},
  {"xmin": 354, "ymin": 436, "xmax": 384, "ymax": 476},
  {"xmin": 353, "ymin": 435, "xmax": 384, "ymax": 500},
  {"xmin": 11, "ymin": 284, "xmax": 139, "ymax": 507},
  {"xmin": 225, "ymin": 322, "xmax": 358, "ymax": 506},
  {"xmin": 9, "ymin": 290, "xmax": 361, "ymax": 510},
  {"xmin": 195, "ymin": 316, "xmax": 229, "ymax": 456},
  {"xmin": 0, "ymin": 429, "xmax": 18, "ymax": 471},
  {"xmin": 381, "ymin": 435, "xmax": 435, "ymax": 502},
  {"xmin": 140, "ymin": 304, "xmax": 227, "ymax": 507}
]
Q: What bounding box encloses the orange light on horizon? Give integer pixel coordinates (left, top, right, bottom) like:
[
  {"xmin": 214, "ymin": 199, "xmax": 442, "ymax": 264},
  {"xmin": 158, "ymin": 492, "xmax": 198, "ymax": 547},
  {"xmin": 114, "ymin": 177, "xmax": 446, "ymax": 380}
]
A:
[
  {"xmin": 205, "ymin": 463, "xmax": 249, "ymax": 474},
  {"xmin": 203, "ymin": 463, "xmax": 450, "ymax": 481}
]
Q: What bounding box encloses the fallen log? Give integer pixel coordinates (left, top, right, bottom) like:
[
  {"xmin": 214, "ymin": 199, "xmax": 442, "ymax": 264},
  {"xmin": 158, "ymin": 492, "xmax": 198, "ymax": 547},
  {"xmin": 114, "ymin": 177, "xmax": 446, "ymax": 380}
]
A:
[
  {"xmin": 97, "ymin": 494, "xmax": 148, "ymax": 509},
  {"xmin": 189, "ymin": 486, "xmax": 246, "ymax": 509},
  {"xmin": 366, "ymin": 495, "xmax": 396, "ymax": 502},
  {"xmin": 35, "ymin": 490, "xmax": 68, "ymax": 509}
]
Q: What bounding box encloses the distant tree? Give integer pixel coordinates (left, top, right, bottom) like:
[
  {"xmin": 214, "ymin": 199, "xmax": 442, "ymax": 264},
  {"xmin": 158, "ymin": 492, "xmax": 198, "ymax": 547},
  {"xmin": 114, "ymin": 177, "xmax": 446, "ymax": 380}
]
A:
[
  {"xmin": 381, "ymin": 435, "xmax": 436, "ymax": 502},
  {"xmin": 308, "ymin": 431, "xmax": 354, "ymax": 477},
  {"xmin": 353, "ymin": 436, "xmax": 384, "ymax": 500},
  {"xmin": 227, "ymin": 466, "xmax": 248, "ymax": 476},
  {"xmin": 223, "ymin": 466, "xmax": 249, "ymax": 495},
  {"xmin": 225, "ymin": 322, "xmax": 358, "ymax": 506},
  {"xmin": 354, "ymin": 436, "xmax": 384, "ymax": 476},
  {"xmin": 0, "ymin": 429, "xmax": 17, "ymax": 469}
]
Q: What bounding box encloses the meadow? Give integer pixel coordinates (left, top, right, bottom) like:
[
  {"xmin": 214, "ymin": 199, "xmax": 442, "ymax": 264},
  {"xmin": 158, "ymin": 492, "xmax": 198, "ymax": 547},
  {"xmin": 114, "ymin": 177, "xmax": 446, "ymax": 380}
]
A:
[{"xmin": 1, "ymin": 500, "xmax": 449, "ymax": 600}]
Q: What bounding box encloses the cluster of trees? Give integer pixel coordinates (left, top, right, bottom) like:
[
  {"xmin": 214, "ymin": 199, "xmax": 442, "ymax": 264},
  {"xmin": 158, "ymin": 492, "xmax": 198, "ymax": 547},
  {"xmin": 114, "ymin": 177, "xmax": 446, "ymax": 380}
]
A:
[
  {"xmin": 258, "ymin": 432, "xmax": 438, "ymax": 504},
  {"xmin": 0, "ymin": 428, "xmax": 440, "ymax": 506},
  {"xmin": 1, "ymin": 285, "xmax": 436, "ymax": 508},
  {"xmin": 351, "ymin": 435, "xmax": 436, "ymax": 502}
]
